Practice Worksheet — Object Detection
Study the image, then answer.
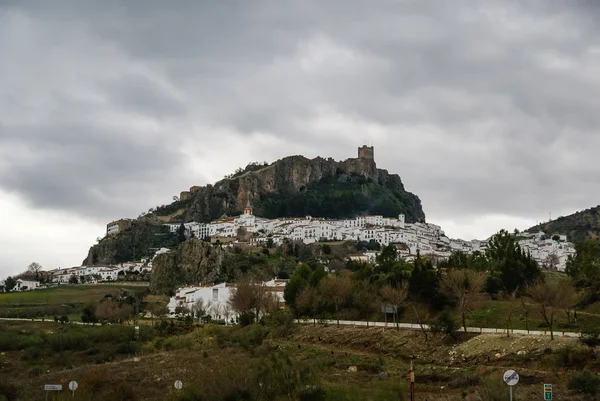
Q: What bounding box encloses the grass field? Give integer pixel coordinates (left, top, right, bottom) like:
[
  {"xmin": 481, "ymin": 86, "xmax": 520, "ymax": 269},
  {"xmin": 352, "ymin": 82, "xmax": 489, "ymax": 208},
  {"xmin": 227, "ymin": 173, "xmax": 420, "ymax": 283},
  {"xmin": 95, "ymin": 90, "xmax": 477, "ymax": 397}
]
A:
[
  {"xmin": 0, "ymin": 284, "xmax": 148, "ymax": 306},
  {"xmin": 0, "ymin": 284, "xmax": 149, "ymax": 321}
]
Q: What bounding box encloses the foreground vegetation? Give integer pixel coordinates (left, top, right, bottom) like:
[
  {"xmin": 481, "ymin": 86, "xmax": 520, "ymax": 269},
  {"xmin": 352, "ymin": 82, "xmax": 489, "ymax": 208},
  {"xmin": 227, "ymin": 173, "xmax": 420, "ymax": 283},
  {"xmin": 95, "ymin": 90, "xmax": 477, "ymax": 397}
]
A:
[{"xmin": 1, "ymin": 314, "xmax": 600, "ymax": 401}]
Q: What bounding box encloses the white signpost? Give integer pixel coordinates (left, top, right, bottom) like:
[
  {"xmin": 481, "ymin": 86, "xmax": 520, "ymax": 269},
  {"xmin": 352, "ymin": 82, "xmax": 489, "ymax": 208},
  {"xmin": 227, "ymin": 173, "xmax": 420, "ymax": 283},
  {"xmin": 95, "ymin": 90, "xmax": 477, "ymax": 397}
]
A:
[
  {"xmin": 69, "ymin": 381, "xmax": 78, "ymax": 398},
  {"xmin": 503, "ymin": 370, "xmax": 520, "ymax": 401},
  {"xmin": 44, "ymin": 384, "xmax": 62, "ymax": 401},
  {"xmin": 174, "ymin": 380, "xmax": 183, "ymax": 391}
]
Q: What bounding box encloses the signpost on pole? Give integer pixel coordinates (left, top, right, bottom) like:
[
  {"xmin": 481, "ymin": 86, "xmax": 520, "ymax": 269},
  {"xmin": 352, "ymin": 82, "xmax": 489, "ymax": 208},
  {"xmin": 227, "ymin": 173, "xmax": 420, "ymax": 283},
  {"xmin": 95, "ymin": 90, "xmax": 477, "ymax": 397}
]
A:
[
  {"xmin": 69, "ymin": 381, "xmax": 78, "ymax": 398},
  {"xmin": 174, "ymin": 380, "xmax": 183, "ymax": 391},
  {"xmin": 544, "ymin": 383, "xmax": 552, "ymax": 400},
  {"xmin": 44, "ymin": 384, "xmax": 62, "ymax": 401},
  {"xmin": 503, "ymin": 370, "xmax": 519, "ymax": 401}
]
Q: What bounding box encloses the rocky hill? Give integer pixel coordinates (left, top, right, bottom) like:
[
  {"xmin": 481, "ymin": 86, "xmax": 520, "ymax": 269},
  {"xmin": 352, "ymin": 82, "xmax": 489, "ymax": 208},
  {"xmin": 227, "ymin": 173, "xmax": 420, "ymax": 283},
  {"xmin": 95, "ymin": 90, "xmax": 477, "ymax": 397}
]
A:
[
  {"xmin": 156, "ymin": 152, "xmax": 425, "ymax": 224},
  {"xmin": 85, "ymin": 148, "xmax": 425, "ymax": 264},
  {"xmin": 526, "ymin": 205, "xmax": 600, "ymax": 243}
]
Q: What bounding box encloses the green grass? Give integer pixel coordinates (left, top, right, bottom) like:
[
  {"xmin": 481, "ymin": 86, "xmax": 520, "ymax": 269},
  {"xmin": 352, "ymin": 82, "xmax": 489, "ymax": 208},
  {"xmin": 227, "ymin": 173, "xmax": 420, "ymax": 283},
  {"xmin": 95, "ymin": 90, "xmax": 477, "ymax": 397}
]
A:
[
  {"xmin": 0, "ymin": 284, "xmax": 148, "ymax": 321},
  {"xmin": 0, "ymin": 284, "xmax": 144, "ymax": 306}
]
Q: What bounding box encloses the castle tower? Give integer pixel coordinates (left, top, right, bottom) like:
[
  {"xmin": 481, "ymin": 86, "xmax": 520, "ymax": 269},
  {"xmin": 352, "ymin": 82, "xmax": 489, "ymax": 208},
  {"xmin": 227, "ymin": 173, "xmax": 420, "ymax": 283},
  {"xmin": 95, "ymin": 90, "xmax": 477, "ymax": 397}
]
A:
[{"xmin": 358, "ymin": 145, "xmax": 374, "ymax": 161}]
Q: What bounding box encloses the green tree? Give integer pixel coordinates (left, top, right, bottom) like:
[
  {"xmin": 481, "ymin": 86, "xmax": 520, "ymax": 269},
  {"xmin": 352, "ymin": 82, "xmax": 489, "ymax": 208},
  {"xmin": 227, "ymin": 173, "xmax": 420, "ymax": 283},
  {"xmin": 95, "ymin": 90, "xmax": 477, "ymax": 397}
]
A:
[
  {"xmin": 177, "ymin": 223, "xmax": 187, "ymax": 243},
  {"xmin": 566, "ymin": 239, "xmax": 600, "ymax": 281},
  {"xmin": 409, "ymin": 257, "xmax": 445, "ymax": 310},
  {"xmin": 283, "ymin": 264, "xmax": 312, "ymax": 308},
  {"xmin": 486, "ymin": 230, "xmax": 541, "ymax": 293},
  {"xmin": 4, "ymin": 276, "xmax": 16, "ymax": 292}
]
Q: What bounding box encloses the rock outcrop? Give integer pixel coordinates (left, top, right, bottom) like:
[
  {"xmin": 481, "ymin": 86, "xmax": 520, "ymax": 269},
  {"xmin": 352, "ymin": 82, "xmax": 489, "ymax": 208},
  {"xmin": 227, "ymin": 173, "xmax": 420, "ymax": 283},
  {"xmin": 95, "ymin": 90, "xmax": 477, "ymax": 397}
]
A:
[
  {"xmin": 149, "ymin": 238, "xmax": 235, "ymax": 295},
  {"xmin": 160, "ymin": 153, "xmax": 425, "ymax": 224}
]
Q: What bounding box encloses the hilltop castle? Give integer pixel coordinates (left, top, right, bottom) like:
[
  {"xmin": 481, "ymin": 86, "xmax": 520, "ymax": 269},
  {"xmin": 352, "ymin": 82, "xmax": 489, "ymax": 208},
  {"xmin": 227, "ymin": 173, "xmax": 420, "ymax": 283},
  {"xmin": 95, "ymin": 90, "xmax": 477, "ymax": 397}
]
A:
[{"xmin": 358, "ymin": 145, "xmax": 374, "ymax": 161}]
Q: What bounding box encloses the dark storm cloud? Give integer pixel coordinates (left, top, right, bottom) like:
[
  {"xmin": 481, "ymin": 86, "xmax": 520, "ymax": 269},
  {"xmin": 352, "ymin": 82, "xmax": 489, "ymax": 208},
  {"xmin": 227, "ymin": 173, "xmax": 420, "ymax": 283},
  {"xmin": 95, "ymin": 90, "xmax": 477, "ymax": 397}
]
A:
[{"xmin": 1, "ymin": 0, "xmax": 600, "ymax": 225}]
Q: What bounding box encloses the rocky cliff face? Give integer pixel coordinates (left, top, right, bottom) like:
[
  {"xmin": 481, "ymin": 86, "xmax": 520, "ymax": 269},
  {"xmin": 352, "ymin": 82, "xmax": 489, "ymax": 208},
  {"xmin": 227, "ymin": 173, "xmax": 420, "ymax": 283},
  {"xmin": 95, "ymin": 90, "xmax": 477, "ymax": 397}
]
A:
[
  {"xmin": 169, "ymin": 155, "xmax": 425, "ymax": 223},
  {"xmin": 149, "ymin": 239, "xmax": 235, "ymax": 295}
]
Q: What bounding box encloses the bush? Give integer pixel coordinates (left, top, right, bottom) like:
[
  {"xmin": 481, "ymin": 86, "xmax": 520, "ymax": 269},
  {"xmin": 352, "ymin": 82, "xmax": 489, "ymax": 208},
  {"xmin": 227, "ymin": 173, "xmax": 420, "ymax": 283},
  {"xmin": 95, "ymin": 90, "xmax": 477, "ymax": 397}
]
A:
[
  {"xmin": 581, "ymin": 327, "xmax": 600, "ymax": 347},
  {"xmin": 299, "ymin": 386, "xmax": 326, "ymax": 401},
  {"xmin": 568, "ymin": 371, "xmax": 600, "ymax": 396},
  {"xmin": 116, "ymin": 342, "xmax": 140, "ymax": 355},
  {"xmin": 266, "ymin": 309, "xmax": 295, "ymax": 338},
  {"xmin": 239, "ymin": 312, "xmax": 255, "ymax": 327},
  {"xmin": 28, "ymin": 366, "xmax": 45, "ymax": 378},
  {"xmin": 430, "ymin": 311, "xmax": 458, "ymax": 338},
  {"xmin": 554, "ymin": 347, "xmax": 594, "ymax": 369},
  {"xmin": 22, "ymin": 346, "xmax": 43, "ymax": 361},
  {"xmin": 0, "ymin": 382, "xmax": 17, "ymax": 401},
  {"xmin": 106, "ymin": 382, "xmax": 137, "ymax": 401}
]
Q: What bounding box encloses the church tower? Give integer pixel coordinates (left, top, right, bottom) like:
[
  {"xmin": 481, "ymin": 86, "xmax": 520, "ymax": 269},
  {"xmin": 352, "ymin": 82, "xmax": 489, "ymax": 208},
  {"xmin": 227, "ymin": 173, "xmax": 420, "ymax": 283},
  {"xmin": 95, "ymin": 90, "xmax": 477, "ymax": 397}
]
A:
[{"xmin": 244, "ymin": 198, "xmax": 253, "ymax": 216}]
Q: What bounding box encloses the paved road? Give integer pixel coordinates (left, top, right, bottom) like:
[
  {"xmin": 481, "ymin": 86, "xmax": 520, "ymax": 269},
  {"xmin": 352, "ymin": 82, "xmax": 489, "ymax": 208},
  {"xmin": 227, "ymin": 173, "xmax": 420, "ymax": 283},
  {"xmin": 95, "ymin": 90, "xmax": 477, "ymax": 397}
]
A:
[
  {"xmin": 296, "ymin": 318, "xmax": 581, "ymax": 338},
  {"xmin": 0, "ymin": 317, "xmax": 581, "ymax": 338}
]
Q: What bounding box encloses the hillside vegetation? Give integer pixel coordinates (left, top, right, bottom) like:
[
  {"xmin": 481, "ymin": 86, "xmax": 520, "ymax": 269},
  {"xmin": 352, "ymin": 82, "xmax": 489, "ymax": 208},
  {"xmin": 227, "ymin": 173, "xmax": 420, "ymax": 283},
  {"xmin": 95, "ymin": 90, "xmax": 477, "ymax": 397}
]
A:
[{"xmin": 527, "ymin": 205, "xmax": 600, "ymax": 243}]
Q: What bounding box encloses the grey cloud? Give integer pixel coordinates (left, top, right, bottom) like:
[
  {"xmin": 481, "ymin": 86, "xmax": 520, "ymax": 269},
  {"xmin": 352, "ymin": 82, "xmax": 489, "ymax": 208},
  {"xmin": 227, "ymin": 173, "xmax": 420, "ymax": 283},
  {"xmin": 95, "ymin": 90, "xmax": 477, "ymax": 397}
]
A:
[{"xmin": 1, "ymin": 0, "xmax": 600, "ymax": 229}]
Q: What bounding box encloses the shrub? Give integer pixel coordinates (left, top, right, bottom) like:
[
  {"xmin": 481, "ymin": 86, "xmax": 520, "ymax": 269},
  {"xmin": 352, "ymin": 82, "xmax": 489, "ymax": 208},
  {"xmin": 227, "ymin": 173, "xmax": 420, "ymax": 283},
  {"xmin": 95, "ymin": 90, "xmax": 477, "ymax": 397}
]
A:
[
  {"xmin": 116, "ymin": 342, "xmax": 140, "ymax": 355},
  {"xmin": 581, "ymin": 327, "xmax": 600, "ymax": 347},
  {"xmin": 46, "ymin": 332, "xmax": 89, "ymax": 351},
  {"xmin": 430, "ymin": 311, "xmax": 458, "ymax": 338},
  {"xmin": 106, "ymin": 382, "xmax": 137, "ymax": 401},
  {"xmin": 239, "ymin": 312, "xmax": 255, "ymax": 327},
  {"xmin": 0, "ymin": 382, "xmax": 17, "ymax": 401},
  {"xmin": 568, "ymin": 371, "xmax": 600, "ymax": 396},
  {"xmin": 266, "ymin": 309, "xmax": 295, "ymax": 338},
  {"xmin": 554, "ymin": 347, "xmax": 594, "ymax": 369},
  {"xmin": 28, "ymin": 366, "xmax": 45, "ymax": 378},
  {"xmin": 449, "ymin": 374, "xmax": 480, "ymax": 388},
  {"xmin": 479, "ymin": 376, "xmax": 510, "ymax": 401},
  {"xmin": 299, "ymin": 386, "xmax": 326, "ymax": 401},
  {"xmin": 22, "ymin": 346, "xmax": 43, "ymax": 361}
]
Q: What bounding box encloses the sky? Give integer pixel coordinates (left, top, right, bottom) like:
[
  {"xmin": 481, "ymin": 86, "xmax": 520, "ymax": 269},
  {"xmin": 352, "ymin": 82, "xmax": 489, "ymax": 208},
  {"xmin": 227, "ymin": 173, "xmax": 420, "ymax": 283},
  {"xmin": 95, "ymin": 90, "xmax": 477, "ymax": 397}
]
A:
[{"xmin": 1, "ymin": 0, "xmax": 599, "ymax": 277}]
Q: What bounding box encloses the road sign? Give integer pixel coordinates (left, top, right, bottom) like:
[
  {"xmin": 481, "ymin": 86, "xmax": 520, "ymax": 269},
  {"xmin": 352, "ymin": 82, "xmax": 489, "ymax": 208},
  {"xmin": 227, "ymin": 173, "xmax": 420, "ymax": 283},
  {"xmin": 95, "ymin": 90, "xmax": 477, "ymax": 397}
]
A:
[
  {"xmin": 174, "ymin": 380, "xmax": 183, "ymax": 390},
  {"xmin": 503, "ymin": 370, "xmax": 520, "ymax": 386},
  {"xmin": 69, "ymin": 381, "xmax": 78, "ymax": 391},
  {"xmin": 44, "ymin": 384, "xmax": 62, "ymax": 391},
  {"xmin": 544, "ymin": 384, "xmax": 552, "ymax": 400}
]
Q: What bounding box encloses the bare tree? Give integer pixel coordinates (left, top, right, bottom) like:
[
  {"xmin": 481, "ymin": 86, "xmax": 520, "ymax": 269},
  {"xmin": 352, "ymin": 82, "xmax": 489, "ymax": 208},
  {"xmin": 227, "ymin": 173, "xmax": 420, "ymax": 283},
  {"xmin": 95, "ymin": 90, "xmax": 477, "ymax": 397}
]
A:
[
  {"xmin": 236, "ymin": 226, "xmax": 251, "ymax": 242},
  {"xmin": 411, "ymin": 303, "xmax": 431, "ymax": 341},
  {"xmin": 296, "ymin": 287, "xmax": 318, "ymax": 325},
  {"xmin": 380, "ymin": 284, "xmax": 408, "ymax": 330},
  {"xmin": 528, "ymin": 279, "xmax": 577, "ymax": 340},
  {"xmin": 440, "ymin": 270, "xmax": 486, "ymax": 332},
  {"xmin": 545, "ymin": 253, "xmax": 560, "ymax": 271},
  {"xmin": 321, "ymin": 275, "xmax": 353, "ymax": 327},
  {"xmin": 96, "ymin": 299, "xmax": 133, "ymax": 324},
  {"xmin": 500, "ymin": 291, "xmax": 519, "ymax": 337},
  {"xmin": 520, "ymin": 297, "xmax": 530, "ymax": 333},
  {"xmin": 27, "ymin": 262, "xmax": 43, "ymax": 281},
  {"xmin": 191, "ymin": 299, "xmax": 206, "ymax": 319},
  {"xmin": 148, "ymin": 302, "xmax": 168, "ymax": 326},
  {"xmin": 263, "ymin": 292, "xmax": 281, "ymax": 316},
  {"xmin": 228, "ymin": 279, "xmax": 268, "ymax": 322}
]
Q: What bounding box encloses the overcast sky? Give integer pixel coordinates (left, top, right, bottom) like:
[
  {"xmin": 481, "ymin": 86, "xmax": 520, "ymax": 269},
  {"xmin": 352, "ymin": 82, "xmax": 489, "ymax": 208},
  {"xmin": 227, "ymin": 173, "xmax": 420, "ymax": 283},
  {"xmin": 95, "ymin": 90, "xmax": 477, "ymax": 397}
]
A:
[{"xmin": 1, "ymin": 0, "xmax": 599, "ymax": 277}]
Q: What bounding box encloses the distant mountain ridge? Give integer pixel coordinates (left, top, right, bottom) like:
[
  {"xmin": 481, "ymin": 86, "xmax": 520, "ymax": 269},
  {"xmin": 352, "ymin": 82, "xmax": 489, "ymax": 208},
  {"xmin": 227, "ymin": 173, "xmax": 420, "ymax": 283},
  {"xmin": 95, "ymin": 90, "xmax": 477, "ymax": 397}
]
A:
[{"xmin": 526, "ymin": 205, "xmax": 600, "ymax": 243}]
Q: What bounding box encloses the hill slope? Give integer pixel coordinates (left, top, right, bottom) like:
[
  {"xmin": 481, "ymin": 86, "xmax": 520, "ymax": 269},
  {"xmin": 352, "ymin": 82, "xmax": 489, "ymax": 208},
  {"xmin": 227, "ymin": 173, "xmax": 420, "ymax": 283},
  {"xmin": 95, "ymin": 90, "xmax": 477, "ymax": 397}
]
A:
[{"xmin": 526, "ymin": 205, "xmax": 600, "ymax": 243}]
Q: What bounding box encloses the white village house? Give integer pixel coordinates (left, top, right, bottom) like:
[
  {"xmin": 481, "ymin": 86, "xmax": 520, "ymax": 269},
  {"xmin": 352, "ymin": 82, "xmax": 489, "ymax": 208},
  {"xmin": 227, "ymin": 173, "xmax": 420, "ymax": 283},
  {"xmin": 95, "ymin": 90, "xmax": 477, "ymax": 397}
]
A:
[
  {"xmin": 168, "ymin": 279, "xmax": 288, "ymax": 321},
  {"xmin": 15, "ymin": 279, "xmax": 40, "ymax": 291}
]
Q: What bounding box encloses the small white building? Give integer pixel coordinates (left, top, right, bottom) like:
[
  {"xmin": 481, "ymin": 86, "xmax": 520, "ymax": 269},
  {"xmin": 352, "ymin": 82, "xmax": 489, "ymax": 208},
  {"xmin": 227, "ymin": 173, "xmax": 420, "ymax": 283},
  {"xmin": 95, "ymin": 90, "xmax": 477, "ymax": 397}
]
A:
[{"xmin": 16, "ymin": 279, "xmax": 40, "ymax": 291}]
